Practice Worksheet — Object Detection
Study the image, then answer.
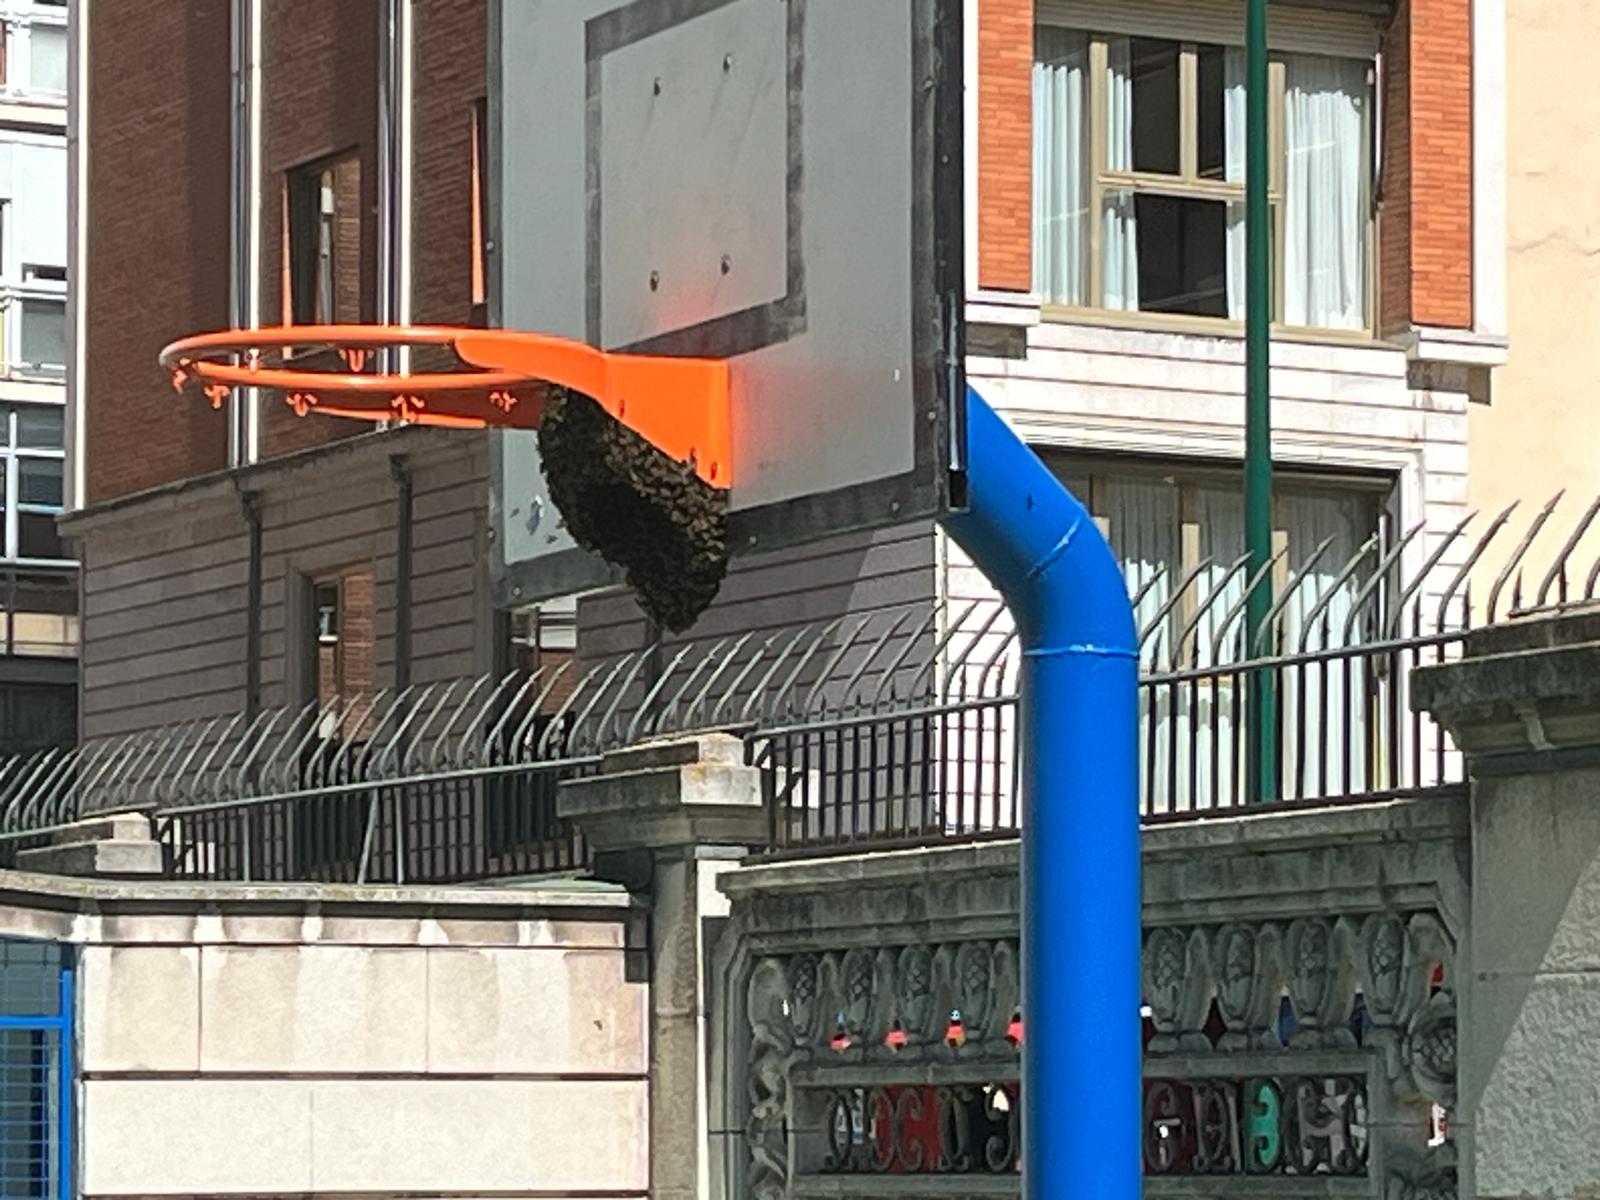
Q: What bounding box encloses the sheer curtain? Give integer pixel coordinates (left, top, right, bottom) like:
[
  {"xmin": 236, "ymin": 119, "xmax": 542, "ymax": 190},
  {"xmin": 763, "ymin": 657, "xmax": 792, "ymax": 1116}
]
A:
[
  {"xmin": 1033, "ymin": 28, "xmax": 1088, "ymax": 305},
  {"xmin": 1103, "ymin": 38, "xmax": 1139, "ymax": 310},
  {"xmin": 1224, "ymin": 48, "xmax": 1247, "ymax": 320},
  {"xmin": 1275, "ymin": 490, "xmax": 1374, "ymax": 797},
  {"xmin": 1283, "ymin": 55, "xmax": 1369, "ymax": 329}
]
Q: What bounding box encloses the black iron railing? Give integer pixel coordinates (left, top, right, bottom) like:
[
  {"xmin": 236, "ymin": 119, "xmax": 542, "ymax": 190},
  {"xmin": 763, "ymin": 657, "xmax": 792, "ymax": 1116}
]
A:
[
  {"xmin": 4, "ymin": 489, "xmax": 1600, "ymax": 878},
  {"xmin": 751, "ymin": 621, "xmax": 1472, "ymax": 856},
  {"xmin": 154, "ymin": 767, "xmax": 591, "ymax": 884}
]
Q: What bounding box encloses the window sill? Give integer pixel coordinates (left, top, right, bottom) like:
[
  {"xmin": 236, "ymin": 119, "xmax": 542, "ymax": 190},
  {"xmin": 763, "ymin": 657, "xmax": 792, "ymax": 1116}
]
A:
[{"xmin": 1037, "ymin": 304, "xmax": 1383, "ymax": 350}]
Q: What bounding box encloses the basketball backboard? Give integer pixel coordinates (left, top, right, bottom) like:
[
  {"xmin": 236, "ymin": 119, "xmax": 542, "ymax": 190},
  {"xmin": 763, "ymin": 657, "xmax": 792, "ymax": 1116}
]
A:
[{"xmin": 488, "ymin": 0, "xmax": 966, "ymax": 605}]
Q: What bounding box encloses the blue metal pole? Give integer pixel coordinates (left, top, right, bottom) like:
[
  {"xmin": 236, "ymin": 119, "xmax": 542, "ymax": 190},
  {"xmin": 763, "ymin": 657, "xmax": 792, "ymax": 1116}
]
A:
[{"xmin": 940, "ymin": 387, "xmax": 1141, "ymax": 1200}]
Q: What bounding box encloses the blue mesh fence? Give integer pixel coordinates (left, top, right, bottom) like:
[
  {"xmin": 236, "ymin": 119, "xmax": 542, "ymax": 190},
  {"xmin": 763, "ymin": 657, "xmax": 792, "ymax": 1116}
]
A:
[{"xmin": 0, "ymin": 940, "xmax": 71, "ymax": 1200}]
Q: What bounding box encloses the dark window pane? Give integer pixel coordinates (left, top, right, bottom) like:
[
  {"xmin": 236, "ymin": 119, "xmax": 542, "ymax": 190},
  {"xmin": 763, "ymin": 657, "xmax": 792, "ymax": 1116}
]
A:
[
  {"xmin": 0, "ymin": 686, "xmax": 74, "ymax": 756},
  {"xmin": 15, "ymin": 406, "xmax": 63, "ymax": 449},
  {"xmin": 12, "ymin": 571, "xmax": 75, "ymax": 615},
  {"xmin": 1134, "ymin": 194, "xmax": 1230, "ymax": 317},
  {"xmin": 1130, "ymin": 38, "xmax": 1180, "ymax": 175},
  {"xmin": 17, "ymin": 460, "xmax": 61, "ymax": 507},
  {"xmin": 1196, "ymin": 44, "xmax": 1228, "ymax": 180},
  {"xmin": 18, "ymin": 513, "xmax": 62, "ymax": 560}
]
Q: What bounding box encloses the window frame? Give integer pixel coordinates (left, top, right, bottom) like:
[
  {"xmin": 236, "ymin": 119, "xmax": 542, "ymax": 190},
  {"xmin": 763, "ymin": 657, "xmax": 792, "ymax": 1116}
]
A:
[
  {"xmin": 284, "ymin": 152, "xmax": 359, "ymax": 328},
  {"xmin": 1045, "ymin": 449, "xmax": 1394, "ymax": 666},
  {"xmin": 1036, "ymin": 25, "xmax": 1376, "ymax": 340},
  {"xmin": 0, "ymin": 404, "xmax": 69, "ymax": 567},
  {"xmin": 470, "ymin": 96, "xmax": 489, "ymax": 311}
]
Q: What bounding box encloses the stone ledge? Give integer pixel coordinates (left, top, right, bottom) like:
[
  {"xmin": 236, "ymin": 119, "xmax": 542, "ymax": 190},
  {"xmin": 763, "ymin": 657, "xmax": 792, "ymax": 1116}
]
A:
[
  {"xmin": 1412, "ymin": 617, "xmax": 1600, "ymax": 760},
  {"xmin": 0, "ymin": 869, "xmax": 634, "ymax": 913},
  {"xmin": 722, "ymin": 794, "xmax": 1467, "ymax": 902},
  {"xmin": 560, "ymin": 733, "xmax": 768, "ymax": 852}
]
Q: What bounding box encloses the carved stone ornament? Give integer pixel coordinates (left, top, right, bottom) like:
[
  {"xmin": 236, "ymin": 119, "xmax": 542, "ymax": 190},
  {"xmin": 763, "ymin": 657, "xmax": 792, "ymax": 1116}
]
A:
[
  {"xmin": 735, "ymin": 909, "xmax": 1456, "ymax": 1196},
  {"xmin": 1285, "ymin": 916, "xmax": 1358, "ymax": 1048},
  {"xmin": 745, "ymin": 958, "xmax": 795, "ymax": 1200},
  {"xmin": 1212, "ymin": 921, "xmax": 1284, "ymax": 1051},
  {"xmin": 1143, "ymin": 925, "xmax": 1213, "ymax": 1052}
]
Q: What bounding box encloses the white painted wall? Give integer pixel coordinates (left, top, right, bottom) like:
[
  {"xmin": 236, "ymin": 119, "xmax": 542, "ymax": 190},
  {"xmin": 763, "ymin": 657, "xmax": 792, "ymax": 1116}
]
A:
[{"xmin": 960, "ymin": 321, "xmax": 1471, "ymax": 615}]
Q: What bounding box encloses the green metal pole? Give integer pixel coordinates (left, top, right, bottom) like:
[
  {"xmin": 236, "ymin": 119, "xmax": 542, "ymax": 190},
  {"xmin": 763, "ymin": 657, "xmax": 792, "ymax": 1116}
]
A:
[{"xmin": 1245, "ymin": 0, "xmax": 1278, "ymax": 802}]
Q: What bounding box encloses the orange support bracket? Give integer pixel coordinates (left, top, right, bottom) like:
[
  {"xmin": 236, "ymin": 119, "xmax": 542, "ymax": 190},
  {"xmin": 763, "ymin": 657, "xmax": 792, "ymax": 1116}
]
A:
[{"xmin": 454, "ymin": 331, "xmax": 732, "ymax": 488}]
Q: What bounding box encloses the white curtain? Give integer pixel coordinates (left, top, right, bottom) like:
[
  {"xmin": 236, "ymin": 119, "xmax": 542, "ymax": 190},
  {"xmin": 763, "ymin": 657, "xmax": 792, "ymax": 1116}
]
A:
[
  {"xmin": 1274, "ymin": 490, "xmax": 1373, "ymax": 797},
  {"xmin": 1103, "ymin": 38, "xmax": 1139, "ymax": 310},
  {"xmin": 1224, "ymin": 48, "xmax": 1247, "ymax": 320},
  {"xmin": 1033, "ymin": 29, "xmax": 1088, "ymax": 305},
  {"xmin": 1284, "ymin": 55, "xmax": 1369, "ymax": 329}
]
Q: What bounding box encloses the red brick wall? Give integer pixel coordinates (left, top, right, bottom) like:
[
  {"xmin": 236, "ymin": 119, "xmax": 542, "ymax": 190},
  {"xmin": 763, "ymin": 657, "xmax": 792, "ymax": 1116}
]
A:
[
  {"xmin": 1379, "ymin": 0, "xmax": 1413, "ymax": 335},
  {"xmin": 84, "ymin": 1, "xmax": 232, "ymax": 503},
  {"xmin": 1406, "ymin": 0, "xmax": 1473, "ymax": 329},
  {"xmin": 412, "ymin": 0, "xmax": 486, "ymax": 327},
  {"xmin": 259, "ymin": 0, "xmax": 381, "ymax": 459},
  {"xmin": 977, "ymin": 0, "xmax": 1033, "ymax": 293},
  {"xmin": 1380, "ymin": 0, "xmax": 1474, "ymax": 333}
]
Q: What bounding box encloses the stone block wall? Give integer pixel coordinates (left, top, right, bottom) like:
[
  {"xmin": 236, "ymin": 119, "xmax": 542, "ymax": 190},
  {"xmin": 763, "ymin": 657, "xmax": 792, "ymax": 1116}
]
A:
[{"xmin": 0, "ymin": 873, "xmax": 650, "ymax": 1200}]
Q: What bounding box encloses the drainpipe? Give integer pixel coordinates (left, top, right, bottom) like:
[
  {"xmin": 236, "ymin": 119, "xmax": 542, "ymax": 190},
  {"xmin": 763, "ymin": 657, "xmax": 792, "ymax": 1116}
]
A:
[
  {"xmin": 242, "ymin": 490, "xmax": 262, "ymax": 720},
  {"xmin": 390, "ymin": 455, "xmax": 413, "ymax": 692},
  {"xmin": 938, "ymin": 387, "xmax": 1140, "ymax": 1200}
]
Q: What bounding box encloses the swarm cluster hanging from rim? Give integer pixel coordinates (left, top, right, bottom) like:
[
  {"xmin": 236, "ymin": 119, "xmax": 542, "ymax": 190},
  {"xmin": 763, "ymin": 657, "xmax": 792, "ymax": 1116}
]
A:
[{"xmin": 538, "ymin": 387, "xmax": 730, "ymax": 632}]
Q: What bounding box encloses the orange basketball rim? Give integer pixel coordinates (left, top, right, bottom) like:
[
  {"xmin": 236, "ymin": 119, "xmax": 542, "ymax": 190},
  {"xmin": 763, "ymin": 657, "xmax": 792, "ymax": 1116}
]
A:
[{"xmin": 159, "ymin": 325, "xmax": 733, "ymax": 487}]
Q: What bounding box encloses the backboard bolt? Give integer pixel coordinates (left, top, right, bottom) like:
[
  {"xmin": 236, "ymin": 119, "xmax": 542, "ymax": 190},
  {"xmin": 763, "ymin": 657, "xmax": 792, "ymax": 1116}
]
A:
[
  {"xmin": 653, "ymin": 77, "xmax": 663, "ymax": 96},
  {"xmin": 723, "ymin": 53, "xmax": 734, "ymax": 72},
  {"xmin": 513, "ymin": 586, "xmax": 523, "ymax": 598},
  {"xmin": 649, "ymin": 271, "xmax": 660, "ymax": 292},
  {"xmin": 891, "ymin": 501, "xmax": 901, "ymax": 514},
  {"xmin": 720, "ymin": 255, "xmax": 732, "ymax": 275}
]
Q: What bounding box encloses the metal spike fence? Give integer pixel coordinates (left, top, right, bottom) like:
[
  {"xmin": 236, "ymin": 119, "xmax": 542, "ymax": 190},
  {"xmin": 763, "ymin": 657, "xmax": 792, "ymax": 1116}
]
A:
[{"xmin": 3, "ymin": 493, "xmax": 1600, "ymax": 879}]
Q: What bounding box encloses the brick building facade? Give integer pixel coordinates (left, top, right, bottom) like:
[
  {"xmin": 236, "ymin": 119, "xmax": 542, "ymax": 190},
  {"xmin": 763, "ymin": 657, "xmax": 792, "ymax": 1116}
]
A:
[{"xmin": 65, "ymin": 0, "xmax": 1507, "ymax": 739}]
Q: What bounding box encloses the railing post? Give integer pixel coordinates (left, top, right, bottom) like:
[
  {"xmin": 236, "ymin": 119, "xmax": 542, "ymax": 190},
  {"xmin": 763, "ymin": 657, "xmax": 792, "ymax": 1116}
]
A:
[{"xmin": 558, "ymin": 733, "xmax": 767, "ymax": 1200}]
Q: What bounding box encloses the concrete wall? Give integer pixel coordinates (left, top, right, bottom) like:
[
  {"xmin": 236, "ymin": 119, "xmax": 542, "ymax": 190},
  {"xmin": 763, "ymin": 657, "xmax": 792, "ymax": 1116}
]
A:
[
  {"xmin": 1469, "ymin": 765, "xmax": 1600, "ymax": 1199},
  {"xmin": 1468, "ymin": 0, "xmax": 1600, "ymax": 585},
  {"xmin": 1414, "ymin": 610, "xmax": 1600, "ymax": 1199},
  {"xmin": 0, "ymin": 871, "xmax": 649, "ymax": 1200}
]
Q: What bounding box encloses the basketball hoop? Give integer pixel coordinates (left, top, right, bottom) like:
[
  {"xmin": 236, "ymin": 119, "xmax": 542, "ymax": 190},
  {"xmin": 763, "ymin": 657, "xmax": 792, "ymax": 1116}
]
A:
[{"xmin": 160, "ymin": 324, "xmax": 732, "ymax": 486}]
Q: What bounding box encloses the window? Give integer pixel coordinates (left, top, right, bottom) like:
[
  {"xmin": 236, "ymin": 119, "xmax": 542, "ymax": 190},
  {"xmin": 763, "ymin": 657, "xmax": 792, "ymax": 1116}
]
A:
[
  {"xmin": 295, "ymin": 569, "xmax": 376, "ymax": 878},
  {"xmin": 1046, "ymin": 454, "xmax": 1389, "ymax": 666},
  {"xmin": 15, "ymin": 299, "xmax": 64, "ymax": 378},
  {"xmin": 0, "ymin": 405, "xmax": 68, "ymax": 564},
  {"xmin": 471, "ymin": 97, "xmax": 489, "ymax": 312},
  {"xmin": 506, "ymin": 596, "xmax": 577, "ymax": 678},
  {"xmin": 1033, "ymin": 27, "xmax": 1371, "ymax": 331},
  {"xmin": 287, "ymin": 155, "xmax": 360, "ymax": 325},
  {"xmin": 307, "ymin": 569, "xmax": 375, "ymax": 710},
  {"xmin": 27, "ymin": 23, "xmax": 64, "ymax": 93}
]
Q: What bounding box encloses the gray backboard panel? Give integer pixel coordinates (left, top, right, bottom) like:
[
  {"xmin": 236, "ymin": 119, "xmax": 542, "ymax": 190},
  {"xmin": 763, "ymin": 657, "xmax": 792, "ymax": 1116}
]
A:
[{"xmin": 490, "ymin": 0, "xmax": 965, "ymax": 606}]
